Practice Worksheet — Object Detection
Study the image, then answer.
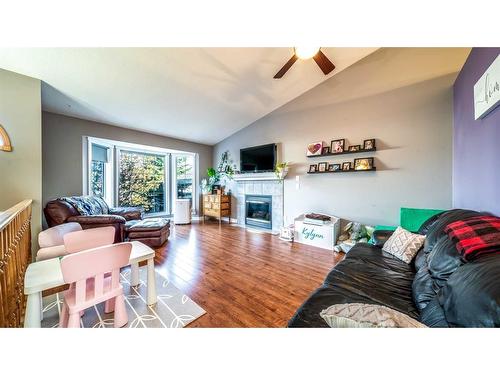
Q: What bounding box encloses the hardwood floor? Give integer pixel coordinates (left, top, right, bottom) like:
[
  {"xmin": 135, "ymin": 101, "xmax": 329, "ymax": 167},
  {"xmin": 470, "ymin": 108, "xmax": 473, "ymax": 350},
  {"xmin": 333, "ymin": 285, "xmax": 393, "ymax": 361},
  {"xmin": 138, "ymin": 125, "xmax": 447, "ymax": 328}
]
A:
[{"xmin": 153, "ymin": 221, "xmax": 344, "ymax": 327}]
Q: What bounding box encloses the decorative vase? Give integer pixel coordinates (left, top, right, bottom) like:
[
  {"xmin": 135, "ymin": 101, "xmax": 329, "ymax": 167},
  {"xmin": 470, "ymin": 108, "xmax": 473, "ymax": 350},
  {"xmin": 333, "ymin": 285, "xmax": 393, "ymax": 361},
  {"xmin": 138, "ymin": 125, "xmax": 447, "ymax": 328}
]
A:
[{"xmin": 277, "ymin": 167, "xmax": 289, "ymax": 180}]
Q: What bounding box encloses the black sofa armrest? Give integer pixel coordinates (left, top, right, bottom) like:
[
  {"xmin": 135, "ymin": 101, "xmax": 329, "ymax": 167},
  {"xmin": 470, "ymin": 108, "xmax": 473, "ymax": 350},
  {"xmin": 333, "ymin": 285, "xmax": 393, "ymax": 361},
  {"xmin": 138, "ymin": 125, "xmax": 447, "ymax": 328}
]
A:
[
  {"xmin": 372, "ymin": 229, "xmax": 395, "ymax": 248},
  {"xmin": 67, "ymin": 214, "xmax": 126, "ymax": 225},
  {"xmin": 109, "ymin": 207, "xmax": 144, "ymax": 221}
]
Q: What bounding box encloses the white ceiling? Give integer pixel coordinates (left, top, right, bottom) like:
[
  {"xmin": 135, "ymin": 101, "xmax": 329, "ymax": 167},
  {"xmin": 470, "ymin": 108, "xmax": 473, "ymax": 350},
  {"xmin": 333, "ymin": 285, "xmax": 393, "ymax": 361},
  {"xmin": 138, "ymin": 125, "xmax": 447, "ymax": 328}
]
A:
[{"xmin": 0, "ymin": 48, "xmax": 377, "ymax": 145}]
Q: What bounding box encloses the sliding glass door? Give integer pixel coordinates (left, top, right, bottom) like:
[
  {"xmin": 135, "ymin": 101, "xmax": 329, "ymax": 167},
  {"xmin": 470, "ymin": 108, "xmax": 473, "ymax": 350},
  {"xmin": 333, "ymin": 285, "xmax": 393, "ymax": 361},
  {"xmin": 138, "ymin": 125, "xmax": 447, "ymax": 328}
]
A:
[{"xmin": 118, "ymin": 150, "xmax": 168, "ymax": 215}]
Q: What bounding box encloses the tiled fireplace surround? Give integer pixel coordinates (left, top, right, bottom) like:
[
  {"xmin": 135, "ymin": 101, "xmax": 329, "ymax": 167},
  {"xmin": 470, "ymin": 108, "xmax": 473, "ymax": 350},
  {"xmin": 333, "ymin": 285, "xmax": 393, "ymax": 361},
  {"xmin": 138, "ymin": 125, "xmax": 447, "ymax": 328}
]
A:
[{"xmin": 234, "ymin": 180, "xmax": 284, "ymax": 233}]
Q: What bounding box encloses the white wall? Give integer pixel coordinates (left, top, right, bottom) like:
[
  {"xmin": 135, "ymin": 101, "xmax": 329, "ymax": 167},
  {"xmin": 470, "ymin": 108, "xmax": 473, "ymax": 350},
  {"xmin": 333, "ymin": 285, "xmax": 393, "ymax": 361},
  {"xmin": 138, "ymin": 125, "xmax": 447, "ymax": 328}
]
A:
[
  {"xmin": 0, "ymin": 68, "xmax": 42, "ymax": 252},
  {"xmin": 214, "ymin": 48, "xmax": 467, "ymax": 226}
]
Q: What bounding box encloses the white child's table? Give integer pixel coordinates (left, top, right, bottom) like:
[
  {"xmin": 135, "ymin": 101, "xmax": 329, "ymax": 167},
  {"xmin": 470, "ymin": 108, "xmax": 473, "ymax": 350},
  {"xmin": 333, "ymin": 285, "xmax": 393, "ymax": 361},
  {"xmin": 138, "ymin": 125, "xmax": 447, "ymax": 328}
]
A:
[{"xmin": 23, "ymin": 241, "xmax": 157, "ymax": 328}]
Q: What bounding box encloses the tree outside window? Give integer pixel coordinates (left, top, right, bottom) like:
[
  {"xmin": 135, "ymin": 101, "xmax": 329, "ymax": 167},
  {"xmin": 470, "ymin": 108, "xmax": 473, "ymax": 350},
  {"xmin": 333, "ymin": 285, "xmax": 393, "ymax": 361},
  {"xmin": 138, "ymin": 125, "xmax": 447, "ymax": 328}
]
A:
[
  {"xmin": 119, "ymin": 151, "xmax": 165, "ymax": 213},
  {"xmin": 91, "ymin": 160, "xmax": 105, "ymax": 197}
]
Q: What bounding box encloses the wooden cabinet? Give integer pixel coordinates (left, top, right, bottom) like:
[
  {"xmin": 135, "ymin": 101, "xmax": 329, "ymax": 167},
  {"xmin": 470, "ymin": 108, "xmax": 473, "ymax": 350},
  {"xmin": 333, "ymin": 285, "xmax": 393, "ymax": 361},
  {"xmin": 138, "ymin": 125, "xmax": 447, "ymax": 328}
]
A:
[{"xmin": 203, "ymin": 194, "xmax": 231, "ymax": 223}]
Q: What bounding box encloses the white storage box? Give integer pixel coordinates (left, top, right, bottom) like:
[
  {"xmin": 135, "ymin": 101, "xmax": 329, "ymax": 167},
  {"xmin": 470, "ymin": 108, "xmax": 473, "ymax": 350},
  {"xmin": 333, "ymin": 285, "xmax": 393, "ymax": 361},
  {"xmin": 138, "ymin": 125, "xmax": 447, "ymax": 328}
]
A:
[{"xmin": 294, "ymin": 214, "xmax": 340, "ymax": 251}]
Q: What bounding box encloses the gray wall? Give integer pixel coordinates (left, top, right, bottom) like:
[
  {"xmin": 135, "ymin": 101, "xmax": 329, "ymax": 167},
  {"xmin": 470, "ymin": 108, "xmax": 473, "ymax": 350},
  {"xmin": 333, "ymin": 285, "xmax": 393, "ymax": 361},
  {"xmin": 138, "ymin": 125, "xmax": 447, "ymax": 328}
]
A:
[
  {"xmin": 42, "ymin": 111, "xmax": 213, "ymax": 220},
  {"xmin": 0, "ymin": 68, "xmax": 42, "ymax": 252},
  {"xmin": 214, "ymin": 48, "xmax": 459, "ymax": 226}
]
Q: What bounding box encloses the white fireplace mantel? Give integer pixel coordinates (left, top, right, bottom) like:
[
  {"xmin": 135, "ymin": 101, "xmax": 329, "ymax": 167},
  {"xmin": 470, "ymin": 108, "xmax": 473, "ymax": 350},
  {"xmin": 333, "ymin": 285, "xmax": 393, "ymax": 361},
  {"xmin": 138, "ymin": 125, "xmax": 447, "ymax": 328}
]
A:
[{"xmin": 233, "ymin": 171, "xmax": 286, "ymax": 182}]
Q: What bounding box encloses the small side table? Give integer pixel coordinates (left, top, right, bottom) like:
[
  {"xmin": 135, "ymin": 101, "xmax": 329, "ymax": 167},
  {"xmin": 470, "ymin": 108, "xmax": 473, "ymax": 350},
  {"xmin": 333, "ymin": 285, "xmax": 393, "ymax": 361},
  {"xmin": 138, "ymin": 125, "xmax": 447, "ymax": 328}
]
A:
[
  {"xmin": 24, "ymin": 258, "xmax": 64, "ymax": 328},
  {"xmin": 128, "ymin": 241, "xmax": 157, "ymax": 306},
  {"xmin": 203, "ymin": 193, "xmax": 231, "ymax": 223}
]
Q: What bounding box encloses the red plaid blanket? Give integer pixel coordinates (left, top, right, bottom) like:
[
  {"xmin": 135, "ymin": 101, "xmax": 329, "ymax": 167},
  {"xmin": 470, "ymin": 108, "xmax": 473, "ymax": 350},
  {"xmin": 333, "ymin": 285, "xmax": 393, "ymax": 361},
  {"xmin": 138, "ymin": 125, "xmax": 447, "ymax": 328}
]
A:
[{"xmin": 445, "ymin": 215, "xmax": 500, "ymax": 261}]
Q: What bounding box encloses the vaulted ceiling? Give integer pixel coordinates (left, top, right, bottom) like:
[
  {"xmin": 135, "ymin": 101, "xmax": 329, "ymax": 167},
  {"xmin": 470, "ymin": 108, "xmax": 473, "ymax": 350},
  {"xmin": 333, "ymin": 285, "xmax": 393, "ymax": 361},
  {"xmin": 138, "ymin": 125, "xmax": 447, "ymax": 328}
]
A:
[{"xmin": 0, "ymin": 48, "xmax": 377, "ymax": 144}]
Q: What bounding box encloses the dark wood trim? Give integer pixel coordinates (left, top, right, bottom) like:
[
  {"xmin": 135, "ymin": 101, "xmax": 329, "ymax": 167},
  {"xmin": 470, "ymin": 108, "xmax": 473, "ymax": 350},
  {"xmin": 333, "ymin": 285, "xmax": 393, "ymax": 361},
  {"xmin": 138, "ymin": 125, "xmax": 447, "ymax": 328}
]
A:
[
  {"xmin": 307, "ymin": 167, "xmax": 377, "ymax": 174},
  {"xmin": 308, "ymin": 147, "xmax": 377, "ymax": 158}
]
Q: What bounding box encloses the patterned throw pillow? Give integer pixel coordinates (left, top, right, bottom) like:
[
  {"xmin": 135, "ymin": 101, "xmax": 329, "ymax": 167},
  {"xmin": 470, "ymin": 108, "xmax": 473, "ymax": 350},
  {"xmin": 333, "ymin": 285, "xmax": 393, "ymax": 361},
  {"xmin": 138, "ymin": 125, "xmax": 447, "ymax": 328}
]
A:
[
  {"xmin": 320, "ymin": 303, "xmax": 426, "ymax": 328},
  {"xmin": 382, "ymin": 226, "xmax": 425, "ymax": 263}
]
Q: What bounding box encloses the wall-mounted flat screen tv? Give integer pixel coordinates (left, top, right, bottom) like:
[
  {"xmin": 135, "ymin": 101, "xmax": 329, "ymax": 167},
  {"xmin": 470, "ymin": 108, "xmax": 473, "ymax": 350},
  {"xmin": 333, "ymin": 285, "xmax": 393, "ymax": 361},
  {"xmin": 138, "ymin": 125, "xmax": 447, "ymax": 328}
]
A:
[{"xmin": 240, "ymin": 143, "xmax": 277, "ymax": 173}]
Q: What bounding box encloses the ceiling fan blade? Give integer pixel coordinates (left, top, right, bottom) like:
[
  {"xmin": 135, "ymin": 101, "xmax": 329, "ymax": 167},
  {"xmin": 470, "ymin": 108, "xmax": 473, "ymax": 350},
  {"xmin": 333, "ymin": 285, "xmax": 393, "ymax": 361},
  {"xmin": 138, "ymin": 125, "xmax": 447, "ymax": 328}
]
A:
[
  {"xmin": 313, "ymin": 50, "xmax": 335, "ymax": 75},
  {"xmin": 273, "ymin": 54, "xmax": 298, "ymax": 79}
]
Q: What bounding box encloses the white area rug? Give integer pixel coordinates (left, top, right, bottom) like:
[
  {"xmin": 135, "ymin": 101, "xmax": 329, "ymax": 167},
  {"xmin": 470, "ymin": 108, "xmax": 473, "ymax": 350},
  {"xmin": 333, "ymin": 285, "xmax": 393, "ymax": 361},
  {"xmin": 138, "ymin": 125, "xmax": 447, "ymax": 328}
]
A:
[{"xmin": 41, "ymin": 267, "xmax": 206, "ymax": 328}]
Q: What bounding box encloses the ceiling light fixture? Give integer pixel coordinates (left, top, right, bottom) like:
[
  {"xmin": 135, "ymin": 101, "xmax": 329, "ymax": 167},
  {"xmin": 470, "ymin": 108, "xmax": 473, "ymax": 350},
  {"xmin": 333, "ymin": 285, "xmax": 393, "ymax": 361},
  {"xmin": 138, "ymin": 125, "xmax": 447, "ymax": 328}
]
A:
[
  {"xmin": 294, "ymin": 47, "xmax": 321, "ymax": 60},
  {"xmin": 0, "ymin": 125, "xmax": 12, "ymax": 152},
  {"xmin": 273, "ymin": 48, "xmax": 335, "ymax": 79}
]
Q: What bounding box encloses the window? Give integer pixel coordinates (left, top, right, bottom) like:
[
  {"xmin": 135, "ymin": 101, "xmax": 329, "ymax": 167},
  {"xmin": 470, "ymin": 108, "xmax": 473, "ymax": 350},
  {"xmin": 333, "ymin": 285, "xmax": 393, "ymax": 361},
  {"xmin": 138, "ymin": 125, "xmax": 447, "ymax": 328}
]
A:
[
  {"xmin": 91, "ymin": 160, "xmax": 105, "ymax": 196},
  {"xmin": 86, "ymin": 137, "xmax": 197, "ymax": 217},
  {"xmin": 89, "ymin": 142, "xmax": 113, "ymax": 204},
  {"xmin": 174, "ymin": 155, "xmax": 194, "ymax": 205},
  {"xmin": 118, "ymin": 150, "xmax": 166, "ymax": 214}
]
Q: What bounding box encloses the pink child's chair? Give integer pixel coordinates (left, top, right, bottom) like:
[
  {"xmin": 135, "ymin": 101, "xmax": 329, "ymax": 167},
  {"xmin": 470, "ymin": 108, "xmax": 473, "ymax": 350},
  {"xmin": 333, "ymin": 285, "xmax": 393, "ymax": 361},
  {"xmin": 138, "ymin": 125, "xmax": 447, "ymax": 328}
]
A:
[
  {"xmin": 59, "ymin": 227, "xmax": 132, "ymax": 328},
  {"xmin": 63, "ymin": 226, "xmax": 116, "ymax": 254}
]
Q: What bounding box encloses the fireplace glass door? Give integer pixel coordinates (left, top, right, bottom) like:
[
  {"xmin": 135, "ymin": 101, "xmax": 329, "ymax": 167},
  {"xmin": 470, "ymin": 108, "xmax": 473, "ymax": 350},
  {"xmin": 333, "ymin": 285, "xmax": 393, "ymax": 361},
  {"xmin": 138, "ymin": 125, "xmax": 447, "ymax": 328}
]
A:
[{"xmin": 245, "ymin": 195, "xmax": 272, "ymax": 229}]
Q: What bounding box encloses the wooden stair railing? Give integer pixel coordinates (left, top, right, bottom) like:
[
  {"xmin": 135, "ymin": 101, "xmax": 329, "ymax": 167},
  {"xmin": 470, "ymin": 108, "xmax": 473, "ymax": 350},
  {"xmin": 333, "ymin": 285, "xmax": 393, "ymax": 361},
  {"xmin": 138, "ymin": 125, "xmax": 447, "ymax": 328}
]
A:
[{"xmin": 0, "ymin": 200, "xmax": 32, "ymax": 328}]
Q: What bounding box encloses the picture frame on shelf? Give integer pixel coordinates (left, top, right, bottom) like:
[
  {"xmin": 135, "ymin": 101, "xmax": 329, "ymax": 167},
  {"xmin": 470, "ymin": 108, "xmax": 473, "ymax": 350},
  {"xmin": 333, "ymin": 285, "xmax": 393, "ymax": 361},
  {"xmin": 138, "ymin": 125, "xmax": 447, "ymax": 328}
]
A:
[
  {"xmin": 318, "ymin": 162, "xmax": 327, "ymax": 172},
  {"xmin": 363, "ymin": 139, "xmax": 376, "ymax": 150},
  {"xmin": 309, "ymin": 164, "xmax": 318, "ymax": 173},
  {"xmin": 354, "ymin": 157, "xmax": 374, "ymax": 171},
  {"xmin": 348, "ymin": 145, "xmax": 361, "ymax": 152},
  {"xmin": 342, "ymin": 162, "xmax": 351, "ymax": 171},
  {"xmin": 322, "ymin": 146, "xmax": 330, "ymax": 155},
  {"xmin": 307, "ymin": 142, "xmax": 323, "ymax": 156},
  {"xmin": 329, "ymin": 163, "xmax": 340, "ymax": 172},
  {"xmin": 331, "ymin": 139, "xmax": 345, "ymax": 154},
  {"xmin": 212, "ymin": 184, "xmax": 224, "ymax": 194}
]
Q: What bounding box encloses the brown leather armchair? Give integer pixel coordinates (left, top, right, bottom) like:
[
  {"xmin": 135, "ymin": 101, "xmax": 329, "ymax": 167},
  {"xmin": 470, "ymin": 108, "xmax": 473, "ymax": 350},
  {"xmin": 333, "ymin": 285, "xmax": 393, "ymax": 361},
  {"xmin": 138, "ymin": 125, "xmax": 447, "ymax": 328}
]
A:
[{"xmin": 44, "ymin": 196, "xmax": 143, "ymax": 243}]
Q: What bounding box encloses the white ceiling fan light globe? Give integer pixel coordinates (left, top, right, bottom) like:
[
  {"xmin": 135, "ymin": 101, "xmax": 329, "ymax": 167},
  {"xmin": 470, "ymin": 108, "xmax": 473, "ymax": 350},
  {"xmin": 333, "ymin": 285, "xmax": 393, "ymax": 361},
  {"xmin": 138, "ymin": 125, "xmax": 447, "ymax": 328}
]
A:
[{"xmin": 294, "ymin": 47, "xmax": 321, "ymax": 60}]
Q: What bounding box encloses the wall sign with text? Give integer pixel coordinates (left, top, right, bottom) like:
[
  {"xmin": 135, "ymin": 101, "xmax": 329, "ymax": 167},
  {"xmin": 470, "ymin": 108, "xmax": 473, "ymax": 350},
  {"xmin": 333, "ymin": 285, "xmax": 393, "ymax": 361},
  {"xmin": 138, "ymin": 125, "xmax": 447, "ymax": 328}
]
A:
[{"xmin": 474, "ymin": 54, "xmax": 500, "ymax": 120}]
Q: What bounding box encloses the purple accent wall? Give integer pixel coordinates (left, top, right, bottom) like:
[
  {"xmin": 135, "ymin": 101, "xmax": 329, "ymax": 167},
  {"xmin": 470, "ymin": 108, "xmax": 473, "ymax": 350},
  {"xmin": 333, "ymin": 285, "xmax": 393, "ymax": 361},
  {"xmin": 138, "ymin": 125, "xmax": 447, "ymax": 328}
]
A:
[{"xmin": 453, "ymin": 48, "xmax": 500, "ymax": 215}]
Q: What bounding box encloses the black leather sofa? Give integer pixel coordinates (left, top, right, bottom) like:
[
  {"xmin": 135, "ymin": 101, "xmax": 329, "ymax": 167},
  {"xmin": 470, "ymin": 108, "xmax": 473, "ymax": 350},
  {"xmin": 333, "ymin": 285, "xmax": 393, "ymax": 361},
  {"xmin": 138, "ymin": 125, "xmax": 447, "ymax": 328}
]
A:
[{"xmin": 288, "ymin": 209, "xmax": 500, "ymax": 327}]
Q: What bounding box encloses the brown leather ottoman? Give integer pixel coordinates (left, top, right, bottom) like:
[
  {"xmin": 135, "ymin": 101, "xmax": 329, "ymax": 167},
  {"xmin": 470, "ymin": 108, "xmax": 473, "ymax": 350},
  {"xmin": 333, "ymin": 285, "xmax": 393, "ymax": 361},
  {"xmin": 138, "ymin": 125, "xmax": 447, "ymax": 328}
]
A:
[{"xmin": 124, "ymin": 218, "xmax": 171, "ymax": 247}]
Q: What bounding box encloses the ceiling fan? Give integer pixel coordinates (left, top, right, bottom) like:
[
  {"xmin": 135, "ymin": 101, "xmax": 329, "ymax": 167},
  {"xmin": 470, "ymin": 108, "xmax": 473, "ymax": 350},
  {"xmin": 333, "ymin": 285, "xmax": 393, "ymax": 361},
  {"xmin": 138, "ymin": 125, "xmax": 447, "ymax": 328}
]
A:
[{"xmin": 273, "ymin": 47, "xmax": 335, "ymax": 79}]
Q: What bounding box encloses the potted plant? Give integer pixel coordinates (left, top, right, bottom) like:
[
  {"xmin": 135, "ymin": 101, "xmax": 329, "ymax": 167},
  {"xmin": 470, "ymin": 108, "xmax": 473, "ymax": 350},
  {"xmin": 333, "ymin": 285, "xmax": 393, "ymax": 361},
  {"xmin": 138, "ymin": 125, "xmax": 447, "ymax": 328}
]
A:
[
  {"xmin": 275, "ymin": 161, "xmax": 290, "ymax": 181},
  {"xmin": 201, "ymin": 151, "xmax": 237, "ymax": 193}
]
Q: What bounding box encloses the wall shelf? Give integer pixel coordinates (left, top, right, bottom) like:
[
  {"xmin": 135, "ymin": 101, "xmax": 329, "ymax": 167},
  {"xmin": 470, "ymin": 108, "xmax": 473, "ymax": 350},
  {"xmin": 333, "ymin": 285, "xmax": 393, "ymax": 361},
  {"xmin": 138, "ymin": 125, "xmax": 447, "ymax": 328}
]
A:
[
  {"xmin": 307, "ymin": 147, "xmax": 376, "ymax": 158},
  {"xmin": 307, "ymin": 167, "xmax": 377, "ymax": 174}
]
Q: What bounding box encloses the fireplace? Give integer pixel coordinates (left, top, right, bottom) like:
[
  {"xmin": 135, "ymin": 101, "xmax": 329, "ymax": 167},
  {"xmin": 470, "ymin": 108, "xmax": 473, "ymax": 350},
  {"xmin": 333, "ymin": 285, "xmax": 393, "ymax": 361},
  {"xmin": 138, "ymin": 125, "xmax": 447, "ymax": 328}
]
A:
[{"xmin": 245, "ymin": 195, "xmax": 272, "ymax": 230}]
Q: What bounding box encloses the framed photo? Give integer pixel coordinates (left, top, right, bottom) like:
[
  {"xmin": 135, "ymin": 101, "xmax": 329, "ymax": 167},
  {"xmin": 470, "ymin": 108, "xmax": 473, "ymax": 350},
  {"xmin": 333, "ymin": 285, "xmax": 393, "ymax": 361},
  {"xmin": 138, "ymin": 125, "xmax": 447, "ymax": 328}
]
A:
[
  {"xmin": 354, "ymin": 157, "xmax": 374, "ymax": 171},
  {"xmin": 363, "ymin": 139, "xmax": 376, "ymax": 150},
  {"xmin": 322, "ymin": 146, "xmax": 330, "ymax": 155},
  {"xmin": 307, "ymin": 142, "xmax": 323, "ymax": 156},
  {"xmin": 329, "ymin": 163, "xmax": 340, "ymax": 172},
  {"xmin": 348, "ymin": 145, "xmax": 361, "ymax": 152},
  {"xmin": 331, "ymin": 139, "xmax": 345, "ymax": 154},
  {"xmin": 318, "ymin": 162, "xmax": 327, "ymax": 172},
  {"xmin": 309, "ymin": 164, "xmax": 317, "ymax": 173},
  {"xmin": 212, "ymin": 184, "xmax": 221, "ymax": 194},
  {"xmin": 342, "ymin": 162, "xmax": 351, "ymax": 171}
]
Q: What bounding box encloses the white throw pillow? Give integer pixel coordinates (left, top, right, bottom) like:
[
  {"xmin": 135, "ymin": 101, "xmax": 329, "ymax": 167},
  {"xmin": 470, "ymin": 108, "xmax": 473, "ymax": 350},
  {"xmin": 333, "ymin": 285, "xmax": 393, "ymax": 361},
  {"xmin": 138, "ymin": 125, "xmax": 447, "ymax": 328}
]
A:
[
  {"xmin": 382, "ymin": 226, "xmax": 425, "ymax": 263},
  {"xmin": 320, "ymin": 303, "xmax": 426, "ymax": 328}
]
